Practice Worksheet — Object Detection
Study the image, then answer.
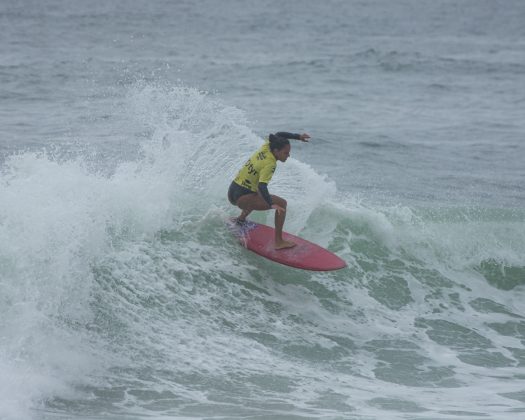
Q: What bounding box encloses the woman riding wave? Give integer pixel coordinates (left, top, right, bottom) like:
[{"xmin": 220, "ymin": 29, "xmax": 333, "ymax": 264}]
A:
[{"xmin": 227, "ymin": 131, "xmax": 310, "ymax": 249}]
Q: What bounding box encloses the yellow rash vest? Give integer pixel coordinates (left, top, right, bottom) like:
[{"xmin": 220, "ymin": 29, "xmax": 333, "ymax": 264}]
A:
[
  {"xmin": 230, "ymin": 133, "xmax": 300, "ymax": 207},
  {"xmin": 233, "ymin": 140, "xmax": 276, "ymax": 193}
]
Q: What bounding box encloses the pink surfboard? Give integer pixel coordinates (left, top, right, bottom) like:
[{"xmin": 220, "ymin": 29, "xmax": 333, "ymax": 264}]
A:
[{"xmin": 227, "ymin": 219, "xmax": 346, "ymax": 271}]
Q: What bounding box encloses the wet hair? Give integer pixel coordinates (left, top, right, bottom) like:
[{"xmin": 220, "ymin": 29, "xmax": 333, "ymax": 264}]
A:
[{"xmin": 268, "ymin": 133, "xmax": 290, "ymax": 151}]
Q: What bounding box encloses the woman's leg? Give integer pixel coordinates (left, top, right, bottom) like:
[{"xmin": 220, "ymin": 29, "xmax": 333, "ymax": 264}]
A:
[
  {"xmin": 270, "ymin": 195, "xmax": 291, "ymax": 248},
  {"xmin": 235, "ymin": 193, "xmax": 267, "ymax": 221},
  {"xmin": 236, "ymin": 193, "xmax": 295, "ymax": 249}
]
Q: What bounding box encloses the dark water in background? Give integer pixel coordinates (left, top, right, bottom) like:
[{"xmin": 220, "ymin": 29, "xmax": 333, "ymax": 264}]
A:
[{"xmin": 1, "ymin": 1, "xmax": 525, "ymax": 419}]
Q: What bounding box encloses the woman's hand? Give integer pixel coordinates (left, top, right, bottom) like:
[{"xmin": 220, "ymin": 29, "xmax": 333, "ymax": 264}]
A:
[{"xmin": 299, "ymin": 133, "xmax": 311, "ymax": 142}]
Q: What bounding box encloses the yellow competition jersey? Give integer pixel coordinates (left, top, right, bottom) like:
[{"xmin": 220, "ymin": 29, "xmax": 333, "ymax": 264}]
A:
[{"xmin": 233, "ymin": 141, "xmax": 276, "ymax": 192}]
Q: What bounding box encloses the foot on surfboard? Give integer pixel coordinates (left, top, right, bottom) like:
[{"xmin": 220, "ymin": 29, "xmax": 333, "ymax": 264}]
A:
[{"xmin": 275, "ymin": 239, "xmax": 296, "ymax": 250}]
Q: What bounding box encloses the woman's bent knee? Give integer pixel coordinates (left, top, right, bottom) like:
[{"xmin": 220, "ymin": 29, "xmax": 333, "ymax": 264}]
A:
[{"xmin": 271, "ymin": 195, "xmax": 287, "ymax": 208}]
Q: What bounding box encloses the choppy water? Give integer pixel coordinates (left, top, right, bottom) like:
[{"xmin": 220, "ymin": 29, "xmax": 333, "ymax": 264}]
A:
[{"xmin": 1, "ymin": 1, "xmax": 525, "ymax": 419}]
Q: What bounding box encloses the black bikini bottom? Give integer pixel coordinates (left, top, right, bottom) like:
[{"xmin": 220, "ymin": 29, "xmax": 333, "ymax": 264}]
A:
[{"xmin": 228, "ymin": 181, "xmax": 254, "ymax": 205}]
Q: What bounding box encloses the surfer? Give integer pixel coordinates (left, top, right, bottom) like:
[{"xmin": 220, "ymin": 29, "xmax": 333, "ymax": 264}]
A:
[{"xmin": 228, "ymin": 131, "xmax": 310, "ymax": 249}]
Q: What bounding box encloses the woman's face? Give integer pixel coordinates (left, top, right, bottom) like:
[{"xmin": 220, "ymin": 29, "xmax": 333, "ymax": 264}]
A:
[{"xmin": 273, "ymin": 144, "xmax": 291, "ymax": 162}]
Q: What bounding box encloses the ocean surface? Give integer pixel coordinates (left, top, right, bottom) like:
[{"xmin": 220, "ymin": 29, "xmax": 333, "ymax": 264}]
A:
[{"xmin": 1, "ymin": 1, "xmax": 525, "ymax": 419}]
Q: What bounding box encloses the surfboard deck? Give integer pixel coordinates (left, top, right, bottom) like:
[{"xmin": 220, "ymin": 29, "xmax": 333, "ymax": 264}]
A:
[{"xmin": 227, "ymin": 218, "xmax": 346, "ymax": 271}]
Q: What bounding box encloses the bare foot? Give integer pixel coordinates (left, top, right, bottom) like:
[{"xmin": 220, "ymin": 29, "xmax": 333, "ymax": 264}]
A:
[{"xmin": 275, "ymin": 240, "xmax": 296, "ymax": 250}]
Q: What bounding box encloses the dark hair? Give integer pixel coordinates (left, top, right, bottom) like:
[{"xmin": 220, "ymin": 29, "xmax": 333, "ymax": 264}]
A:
[{"xmin": 268, "ymin": 134, "xmax": 290, "ymax": 151}]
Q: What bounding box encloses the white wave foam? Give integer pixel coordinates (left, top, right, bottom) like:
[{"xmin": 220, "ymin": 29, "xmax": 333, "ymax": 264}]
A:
[
  {"xmin": 0, "ymin": 83, "xmax": 339, "ymax": 417},
  {"xmin": 4, "ymin": 82, "xmax": 523, "ymax": 419}
]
